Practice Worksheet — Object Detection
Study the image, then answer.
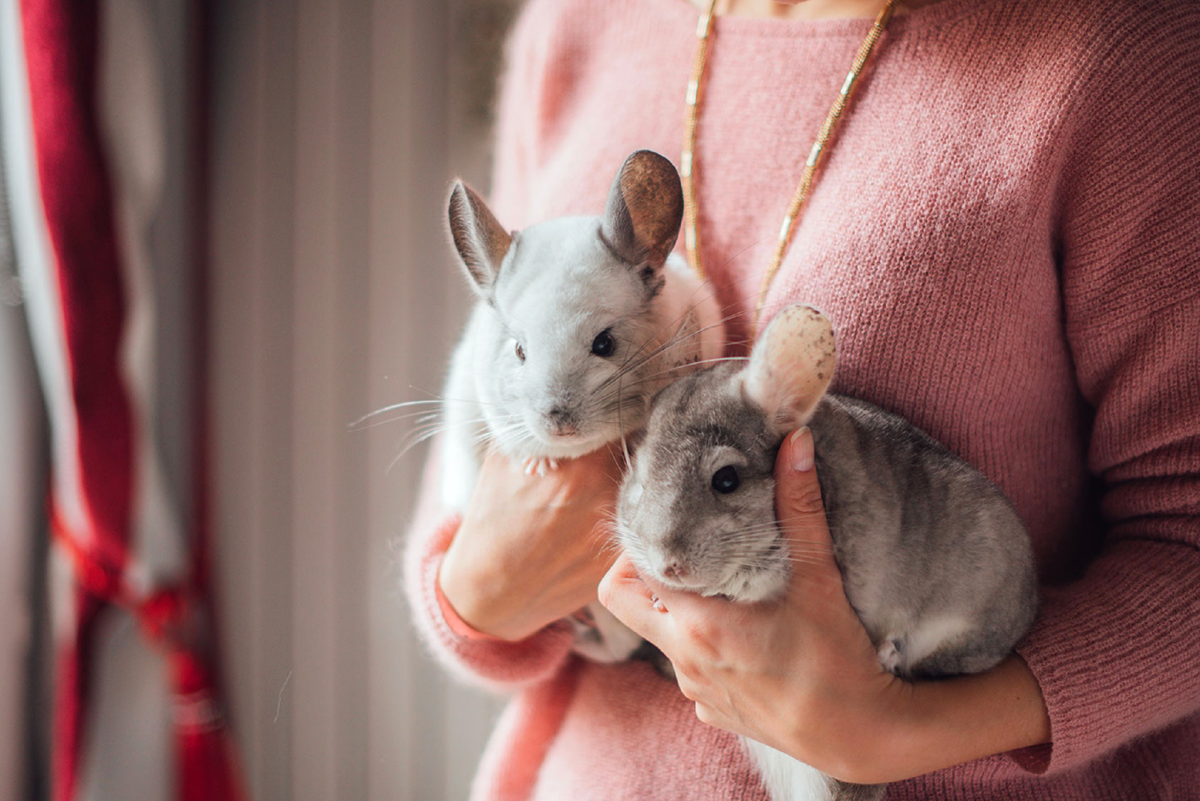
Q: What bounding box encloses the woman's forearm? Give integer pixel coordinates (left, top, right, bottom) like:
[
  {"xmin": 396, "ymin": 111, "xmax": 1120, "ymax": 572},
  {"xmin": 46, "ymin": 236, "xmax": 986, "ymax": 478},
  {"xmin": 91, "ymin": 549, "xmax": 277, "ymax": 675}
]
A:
[{"xmin": 876, "ymin": 654, "xmax": 1050, "ymax": 782}]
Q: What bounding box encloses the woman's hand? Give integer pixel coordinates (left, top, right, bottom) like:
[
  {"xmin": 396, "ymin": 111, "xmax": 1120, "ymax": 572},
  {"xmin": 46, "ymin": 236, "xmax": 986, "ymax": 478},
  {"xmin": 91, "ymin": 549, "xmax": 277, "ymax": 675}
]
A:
[
  {"xmin": 598, "ymin": 427, "xmax": 1050, "ymax": 784},
  {"xmin": 439, "ymin": 444, "xmax": 624, "ymax": 642}
]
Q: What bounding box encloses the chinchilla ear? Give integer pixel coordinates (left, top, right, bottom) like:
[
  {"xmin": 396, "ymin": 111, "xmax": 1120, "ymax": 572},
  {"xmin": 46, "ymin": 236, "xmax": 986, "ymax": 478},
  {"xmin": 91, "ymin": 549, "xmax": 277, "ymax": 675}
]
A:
[
  {"xmin": 739, "ymin": 305, "xmax": 837, "ymax": 435},
  {"xmin": 601, "ymin": 150, "xmax": 684, "ymax": 268},
  {"xmin": 448, "ymin": 181, "xmax": 513, "ymax": 293}
]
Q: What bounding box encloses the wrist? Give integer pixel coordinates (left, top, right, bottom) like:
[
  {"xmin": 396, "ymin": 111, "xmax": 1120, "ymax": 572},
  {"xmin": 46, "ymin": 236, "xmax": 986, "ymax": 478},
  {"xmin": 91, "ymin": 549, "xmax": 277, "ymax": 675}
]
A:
[
  {"xmin": 879, "ymin": 655, "xmax": 1051, "ymax": 782},
  {"xmin": 438, "ymin": 532, "xmax": 508, "ymax": 638},
  {"xmin": 439, "ymin": 525, "xmax": 561, "ymax": 642},
  {"xmin": 434, "ymin": 559, "xmax": 504, "ymax": 641}
]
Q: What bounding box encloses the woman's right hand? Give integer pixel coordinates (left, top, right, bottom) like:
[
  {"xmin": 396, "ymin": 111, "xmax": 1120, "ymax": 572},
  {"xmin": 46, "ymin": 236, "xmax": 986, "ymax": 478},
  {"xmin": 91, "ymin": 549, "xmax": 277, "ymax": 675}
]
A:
[{"xmin": 438, "ymin": 444, "xmax": 624, "ymax": 641}]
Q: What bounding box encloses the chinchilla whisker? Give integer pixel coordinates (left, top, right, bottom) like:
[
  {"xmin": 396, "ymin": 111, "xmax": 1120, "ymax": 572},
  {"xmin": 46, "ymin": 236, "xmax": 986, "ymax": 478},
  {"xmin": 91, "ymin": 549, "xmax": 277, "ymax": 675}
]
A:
[
  {"xmin": 634, "ymin": 312, "xmax": 740, "ymax": 371},
  {"xmin": 399, "ymin": 413, "xmax": 512, "ymax": 457},
  {"xmin": 749, "ymin": 554, "xmax": 832, "ymax": 566},
  {"xmin": 407, "ymin": 414, "xmax": 494, "ymax": 435},
  {"xmin": 407, "ymin": 385, "xmax": 507, "ymax": 407},
  {"xmin": 717, "ymin": 533, "xmax": 835, "ymax": 549},
  {"xmin": 468, "ymin": 430, "xmax": 497, "ymax": 446},
  {"xmin": 719, "ymin": 544, "xmax": 825, "ymax": 557},
  {"xmin": 616, "ymin": 355, "xmax": 751, "ymax": 391},
  {"xmin": 350, "ymin": 393, "xmax": 513, "ymax": 430},
  {"xmin": 490, "ymin": 424, "xmax": 534, "ymax": 455},
  {"xmin": 349, "ymin": 410, "xmax": 440, "ymax": 433},
  {"xmin": 598, "ymin": 536, "xmax": 625, "ymax": 558},
  {"xmin": 604, "ymin": 273, "xmax": 765, "ymax": 391},
  {"xmin": 615, "ymin": 373, "xmax": 634, "ymax": 468},
  {"xmin": 485, "ymin": 423, "xmax": 521, "ymax": 449},
  {"xmin": 721, "ymin": 535, "xmax": 836, "ymax": 550},
  {"xmin": 589, "ymin": 501, "xmax": 618, "ymax": 518},
  {"xmin": 604, "ymin": 469, "xmax": 628, "ymax": 489},
  {"xmin": 348, "ymin": 399, "xmax": 443, "ymax": 429},
  {"xmin": 595, "ymin": 523, "xmax": 621, "ymax": 543},
  {"xmin": 604, "ymin": 284, "xmax": 736, "ymax": 380},
  {"xmin": 594, "ymin": 386, "xmax": 648, "ymax": 410},
  {"xmin": 725, "ymin": 546, "xmax": 830, "ymax": 560},
  {"xmin": 714, "ymin": 521, "xmax": 789, "ymax": 534},
  {"xmin": 712, "ymin": 528, "xmax": 782, "ymax": 540},
  {"xmin": 596, "ymin": 311, "xmax": 741, "ymax": 393},
  {"xmin": 591, "ymin": 317, "xmax": 745, "ymax": 422},
  {"xmin": 598, "ymin": 395, "xmax": 647, "ymax": 421},
  {"xmin": 734, "ymin": 557, "xmax": 828, "ymax": 570},
  {"xmin": 710, "ymin": 525, "xmax": 825, "ymax": 537}
]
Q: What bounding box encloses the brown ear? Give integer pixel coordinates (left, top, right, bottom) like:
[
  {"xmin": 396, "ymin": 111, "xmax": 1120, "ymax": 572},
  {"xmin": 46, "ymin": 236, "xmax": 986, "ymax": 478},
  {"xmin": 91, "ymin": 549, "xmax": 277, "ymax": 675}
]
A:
[
  {"xmin": 448, "ymin": 181, "xmax": 513, "ymax": 293},
  {"xmin": 601, "ymin": 150, "xmax": 684, "ymax": 268},
  {"xmin": 739, "ymin": 305, "xmax": 837, "ymax": 435}
]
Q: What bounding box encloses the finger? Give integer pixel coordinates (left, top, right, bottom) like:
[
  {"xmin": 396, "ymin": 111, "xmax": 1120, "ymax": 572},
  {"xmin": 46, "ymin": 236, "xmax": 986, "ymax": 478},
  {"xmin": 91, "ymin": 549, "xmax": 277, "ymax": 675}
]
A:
[
  {"xmin": 622, "ymin": 559, "xmax": 756, "ymax": 652},
  {"xmin": 693, "ymin": 702, "xmax": 737, "ymax": 733},
  {"xmin": 598, "ymin": 553, "xmax": 675, "ymax": 651},
  {"xmin": 775, "ymin": 427, "xmax": 842, "ymax": 585},
  {"xmin": 692, "ymin": 699, "xmax": 757, "ymax": 742},
  {"xmin": 603, "ymin": 556, "xmax": 746, "ymax": 658}
]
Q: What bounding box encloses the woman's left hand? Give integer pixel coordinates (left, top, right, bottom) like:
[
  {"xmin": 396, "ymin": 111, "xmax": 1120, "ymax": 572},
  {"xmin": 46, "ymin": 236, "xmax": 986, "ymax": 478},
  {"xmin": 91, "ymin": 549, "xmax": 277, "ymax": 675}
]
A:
[{"xmin": 598, "ymin": 426, "xmax": 1051, "ymax": 785}]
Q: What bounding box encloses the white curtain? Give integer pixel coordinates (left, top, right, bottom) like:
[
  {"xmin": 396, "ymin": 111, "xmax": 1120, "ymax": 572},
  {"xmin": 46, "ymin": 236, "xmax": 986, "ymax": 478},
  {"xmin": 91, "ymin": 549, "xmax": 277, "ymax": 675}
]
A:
[
  {"xmin": 0, "ymin": 2, "xmax": 45, "ymax": 796},
  {"xmin": 209, "ymin": 1, "xmax": 510, "ymax": 799},
  {"xmin": 0, "ymin": 215, "xmax": 40, "ymax": 801}
]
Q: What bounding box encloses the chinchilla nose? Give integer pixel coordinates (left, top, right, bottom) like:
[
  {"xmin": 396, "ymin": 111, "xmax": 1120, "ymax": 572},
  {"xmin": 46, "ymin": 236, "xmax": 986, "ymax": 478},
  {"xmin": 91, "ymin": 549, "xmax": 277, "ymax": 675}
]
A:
[
  {"xmin": 543, "ymin": 405, "xmax": 578, "ymax": 436},
  {"xmin": 662, "ymin": 560, "xmax": 690, "ymax": 581}
]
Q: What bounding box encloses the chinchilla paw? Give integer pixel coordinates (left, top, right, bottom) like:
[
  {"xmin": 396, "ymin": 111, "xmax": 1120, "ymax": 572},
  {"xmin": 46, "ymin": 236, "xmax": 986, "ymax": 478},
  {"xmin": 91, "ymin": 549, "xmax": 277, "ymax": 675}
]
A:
[
  {"xmin": 523, "ymin": 457, "xmax": 559, "ymax": 476},
  {"xmin": 877, "ymin": 638, "xmax": 905, "ymax": 676}
]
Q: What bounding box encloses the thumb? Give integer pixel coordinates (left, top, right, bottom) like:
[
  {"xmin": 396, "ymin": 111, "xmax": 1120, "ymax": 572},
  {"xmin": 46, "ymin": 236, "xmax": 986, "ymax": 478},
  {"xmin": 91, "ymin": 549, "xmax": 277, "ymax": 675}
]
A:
[{"xmin": 775, "ymin": 427, "xmax": 841, "ymax": 587}]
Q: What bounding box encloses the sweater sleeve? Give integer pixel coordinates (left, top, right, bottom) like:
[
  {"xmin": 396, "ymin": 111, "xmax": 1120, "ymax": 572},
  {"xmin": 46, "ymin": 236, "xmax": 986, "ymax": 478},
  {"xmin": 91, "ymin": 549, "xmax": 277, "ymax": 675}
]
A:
[
  {"xmin": 401, "ymin": 6, "xmax": 576, "ymax": 692},
  {"xmin": 1011, "ymin": 7, "xmax": 1200, "ymax": 774},
  {"xmin": 403, "ymin": 438, "xmax": 575, "ymax": 692},
  {"xmin": 487, "ymin": 0, "xmax": 554, "ymax": 227}
]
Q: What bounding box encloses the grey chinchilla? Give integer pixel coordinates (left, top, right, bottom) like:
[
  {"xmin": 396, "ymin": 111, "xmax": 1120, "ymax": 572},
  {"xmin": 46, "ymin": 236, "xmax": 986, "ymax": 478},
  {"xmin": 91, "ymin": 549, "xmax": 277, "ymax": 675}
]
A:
[{"xmin": 616, "ymin": 304, "xmax": 1038, "ymax": 801}]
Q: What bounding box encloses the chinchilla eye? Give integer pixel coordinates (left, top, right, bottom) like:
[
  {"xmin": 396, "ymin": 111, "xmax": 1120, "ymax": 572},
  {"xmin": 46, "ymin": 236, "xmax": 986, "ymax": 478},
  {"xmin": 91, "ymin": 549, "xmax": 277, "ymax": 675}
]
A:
[
  {"xmin": 711, "ymin": 465, "xmax": 740, "ymax": 494},
  {"xmin": 591, "ymin": 329, "xmax": 615, "ymax": 357},
  {"xmin": 515, "ymin": 342, "xmax": 526, "ymax": 363}
]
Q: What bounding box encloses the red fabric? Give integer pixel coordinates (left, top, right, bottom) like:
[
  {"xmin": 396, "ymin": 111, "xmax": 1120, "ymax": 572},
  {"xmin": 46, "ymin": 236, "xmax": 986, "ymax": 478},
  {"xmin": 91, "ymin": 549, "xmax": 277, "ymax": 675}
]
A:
[
  {"xmin": 16, "ymin": 1, "xmax": 247, "ymax": 799},
  {"xmin": 52, "ymin": 590, "xmax": 102, "ymax": 801},
  {"xmin": 169, "ymin": 637, "xmax": 246, "ymax": 801},
  {"xmin": 19, "ymin": 3, "xmax": 132, "ymax": 798},
  {"xmin": 19, "ymin": 0, "xmax": 132, "ymax": 602}
]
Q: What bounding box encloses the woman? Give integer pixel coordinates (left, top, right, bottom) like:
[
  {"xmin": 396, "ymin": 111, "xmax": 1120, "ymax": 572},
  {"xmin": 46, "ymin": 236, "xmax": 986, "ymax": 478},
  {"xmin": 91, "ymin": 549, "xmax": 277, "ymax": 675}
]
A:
[{"xmin": 406, "ymin": 0, "xmax": 1200, "ymax": 797}]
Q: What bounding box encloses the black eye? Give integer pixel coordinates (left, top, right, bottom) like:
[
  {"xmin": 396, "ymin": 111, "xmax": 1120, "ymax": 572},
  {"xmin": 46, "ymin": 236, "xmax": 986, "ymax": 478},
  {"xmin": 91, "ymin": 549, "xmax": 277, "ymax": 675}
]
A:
[
  {"xmin": 591, "ymin": 329, "xmax": 615, "ymax": 357},
  {"xmin": 711, "ymin": 465, "xmax": 740, "ymax": 494},
  {"xmin": 515, "ymin": 342, "xmax": 526, "ymax": 363}
]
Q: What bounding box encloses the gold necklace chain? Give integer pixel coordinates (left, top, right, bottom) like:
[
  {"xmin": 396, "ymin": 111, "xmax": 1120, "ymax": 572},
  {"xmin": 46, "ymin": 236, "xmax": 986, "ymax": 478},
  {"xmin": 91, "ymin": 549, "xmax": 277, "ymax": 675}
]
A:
[{"xmin": 680, "ymin": 0, "xmax": 902, "ymax": 335}]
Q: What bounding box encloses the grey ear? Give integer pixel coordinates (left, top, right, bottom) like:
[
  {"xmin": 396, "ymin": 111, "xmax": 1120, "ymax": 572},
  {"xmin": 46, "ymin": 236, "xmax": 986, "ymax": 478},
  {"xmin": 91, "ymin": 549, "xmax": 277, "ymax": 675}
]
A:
[
  {"xmin": 448, "ymin": 181, "xmax": 513, "ymax": 293},
  {"xmin": 601, "ymin": 150, "xmax": 684, "ymax": 268},
  {"xmin": 739, "ymin": 305, "xmax": 837, "ymax": 435}
]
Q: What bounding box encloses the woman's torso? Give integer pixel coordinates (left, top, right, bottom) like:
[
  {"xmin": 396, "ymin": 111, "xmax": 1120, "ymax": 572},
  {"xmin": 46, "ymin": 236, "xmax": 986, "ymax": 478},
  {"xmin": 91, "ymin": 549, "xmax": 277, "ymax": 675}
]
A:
[{"xmin": 483, "ymin": 0, "xmax": 1199, "ymax": 798}]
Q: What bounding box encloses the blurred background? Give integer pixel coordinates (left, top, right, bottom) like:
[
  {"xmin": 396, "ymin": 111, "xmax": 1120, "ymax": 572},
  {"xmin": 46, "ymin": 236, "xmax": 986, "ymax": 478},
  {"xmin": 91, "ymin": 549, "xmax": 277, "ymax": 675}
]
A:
[{"xmin": 0, "ymin": 0, "xmax": 520, "ymax": 799}]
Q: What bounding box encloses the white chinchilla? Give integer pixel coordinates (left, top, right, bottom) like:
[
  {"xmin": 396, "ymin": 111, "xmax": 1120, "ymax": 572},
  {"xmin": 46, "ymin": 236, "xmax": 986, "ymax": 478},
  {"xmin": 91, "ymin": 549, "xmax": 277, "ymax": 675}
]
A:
[{"xmin": 440, "ymin": 150, "xmax": 725, "ymax": 661}]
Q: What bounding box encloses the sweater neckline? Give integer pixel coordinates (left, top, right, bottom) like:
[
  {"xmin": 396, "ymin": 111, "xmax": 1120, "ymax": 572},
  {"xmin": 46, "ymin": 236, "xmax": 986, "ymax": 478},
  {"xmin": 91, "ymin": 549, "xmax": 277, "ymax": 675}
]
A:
[{"xmin": 658, "ymin": 0, "xmax": 987, "ymax": 38}]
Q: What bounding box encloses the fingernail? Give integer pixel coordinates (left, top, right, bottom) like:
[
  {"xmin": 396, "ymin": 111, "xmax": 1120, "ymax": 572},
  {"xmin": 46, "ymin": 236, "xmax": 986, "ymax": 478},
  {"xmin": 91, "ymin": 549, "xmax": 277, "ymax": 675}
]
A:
[{"xmin": 790, "ymin": 426, "xmax": 814, "ymax": 472}]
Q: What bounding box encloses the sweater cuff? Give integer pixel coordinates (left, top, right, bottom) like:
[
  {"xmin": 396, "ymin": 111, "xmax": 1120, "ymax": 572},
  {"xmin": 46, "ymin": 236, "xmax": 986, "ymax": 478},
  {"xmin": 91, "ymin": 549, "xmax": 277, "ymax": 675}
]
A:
[
  {"xmin": 1009, "ymin": 540, "xmax": 1200, "ymax": 776},
  {"xmin": 405, "ymin": 514, "xmax": 575, "ymax": 691},
  {"xmin": 434, "ymin": 561, "xmax": 505, "ymax": 641}
]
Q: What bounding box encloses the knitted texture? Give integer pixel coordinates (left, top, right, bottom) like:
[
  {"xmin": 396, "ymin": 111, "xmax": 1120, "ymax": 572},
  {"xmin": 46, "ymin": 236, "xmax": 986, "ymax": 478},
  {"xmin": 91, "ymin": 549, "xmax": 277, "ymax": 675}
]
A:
[{"xmin": 403, "ymin": 0, "xmax": 1200, "ymax": 798}]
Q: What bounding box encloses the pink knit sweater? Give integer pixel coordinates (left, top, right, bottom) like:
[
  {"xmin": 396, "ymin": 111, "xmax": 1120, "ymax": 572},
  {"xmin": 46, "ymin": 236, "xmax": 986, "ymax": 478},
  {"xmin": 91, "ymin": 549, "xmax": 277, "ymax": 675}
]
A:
[{"xmin": 405, "ymin": 0, "xmax": 1200, "ymax": 797}]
